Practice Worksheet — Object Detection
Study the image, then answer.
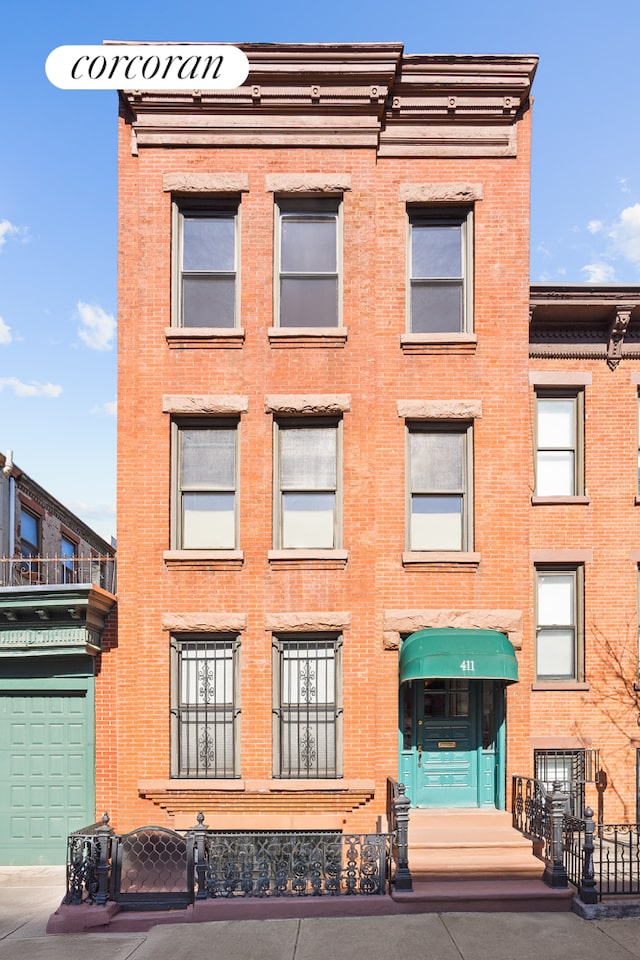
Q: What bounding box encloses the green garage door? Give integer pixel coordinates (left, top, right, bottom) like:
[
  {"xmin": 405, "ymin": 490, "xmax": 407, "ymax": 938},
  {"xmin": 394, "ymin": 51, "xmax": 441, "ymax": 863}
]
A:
[{"xmin": 0, "ymin": 692, "xmax": 94, "ymax": 865}]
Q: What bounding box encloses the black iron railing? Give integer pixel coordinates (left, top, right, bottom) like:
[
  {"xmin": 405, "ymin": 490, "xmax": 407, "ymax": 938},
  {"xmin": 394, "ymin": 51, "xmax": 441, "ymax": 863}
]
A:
[
  {"xmin": 386, "ymin": 777, "xmax": 412, "ymax": 891},
  {"xmin": 64, "ymin": 813, "xmax": 390, "ymax": 909},
  {"xmin": 564, "ymin": 812, "xmax": 640, "ymax": 901},
  {"xmin": 0, "ymin": 556, "xmax": 116, "ymax": 593}
]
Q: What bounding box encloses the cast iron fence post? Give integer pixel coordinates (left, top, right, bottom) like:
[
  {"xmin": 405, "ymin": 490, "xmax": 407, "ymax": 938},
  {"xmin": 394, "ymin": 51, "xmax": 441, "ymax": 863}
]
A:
[
  {"xmin": 578, "ymin": 806, "xmax": 598, "ymax": 904},
  {"xmin": 191, "ymin": 812, "xmax": 209, "ymax": 900},
  {"xmin": 543, "ymin": 780, "xmax": 569, "ymax": 888},
  {"xmin": 393, "ymin": 782, "xmax": 413, "ymax": 892},
  {"xmin": 95, "ymin": 813, "xmax": 113, "ymax": 906}
]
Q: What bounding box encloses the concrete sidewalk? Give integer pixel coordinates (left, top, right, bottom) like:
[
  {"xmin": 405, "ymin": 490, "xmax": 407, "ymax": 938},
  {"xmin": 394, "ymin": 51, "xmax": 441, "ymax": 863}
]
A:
[{"xmin": 5, "ymin": 869, "xmax": 640, "ymax": 960}]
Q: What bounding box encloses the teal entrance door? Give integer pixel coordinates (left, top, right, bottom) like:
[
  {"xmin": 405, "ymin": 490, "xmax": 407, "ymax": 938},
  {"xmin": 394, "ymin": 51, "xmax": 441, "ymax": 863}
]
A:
[{"xmin": 400, "ymin": 679, "xmax": 504, "ymax": 808}]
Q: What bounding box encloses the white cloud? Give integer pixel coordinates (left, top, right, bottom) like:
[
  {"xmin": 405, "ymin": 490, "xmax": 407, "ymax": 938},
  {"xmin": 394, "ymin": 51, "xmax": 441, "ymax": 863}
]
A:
[
  {"xmin": 587, "ymin": 220, "xmax": 603, "ymax": 235},
  {"xmin": 91, "ymin": 399, "xmax": 117, "ymax": 416},
  {"xmin": 619, "ymin": 177, "xmax": 631, "ymax": 194},
  {"xmin": 581, "ymin": 262, "xmax": 617, "ymax": 284},
  {"xmin": 0, "ymin": 377, "xmax": 63, "ymax": 398},
  {"xmin": 0, "ymin": 219, "xmax": 22, "ymax": 250},
  {"xmin": 0, "ymin": 317, "xmax": 12, "ymax": 344},
  {"xmin": 609, "ymin": 203, "xmax": 640, "ymax": 266},
  {"xmin": 77, "ymin": 302, "xmax": 116, "ymax": 351}
]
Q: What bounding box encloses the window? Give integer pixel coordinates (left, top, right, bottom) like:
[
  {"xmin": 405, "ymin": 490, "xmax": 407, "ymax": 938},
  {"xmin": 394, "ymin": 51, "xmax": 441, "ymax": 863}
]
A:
[
  {"xmin": 535, "ymin": 392, "xmax": 583, "ymax": 496},
  {"xmin": 175, "ymin": 204, "xmax": 238, "ymax": 328},
  {"xmin": 171, "ymin": 636, "xmax": 240, "ymax": 778},
  {"xmin": 276, "ymin": 198, "xmax": 340, "ymax": 327},
  {"xmin": 536, "ymin": 568, "xmax": 583, "ymax": 681},
  {"xmin": 407, "ymin": 424, "xmax": 472, "ymax": 551},
  {"xmin": 408, "ymin": 209, "xmax": 472, "ymax": 333},
  {"xmin": 61, "ymin": 536, "xmax": 77, "ymax": 584},
  {"xmin": 173, "ymin": 421, "xmax": 238, "ymax": 549},
  {"xmin": 273, "ymin": 635, "xmax": 342, "ymax": 778},
  {"xmin": 19, "ymin": 507, "xmax": 39, "ymax": 559},
  {"xmin": 274, "ymin": 420, "xmax": 341, "ymax": 549},
  {"xmin": 535, "ymin": 749, "xmax": 586, "ymax": 816}
]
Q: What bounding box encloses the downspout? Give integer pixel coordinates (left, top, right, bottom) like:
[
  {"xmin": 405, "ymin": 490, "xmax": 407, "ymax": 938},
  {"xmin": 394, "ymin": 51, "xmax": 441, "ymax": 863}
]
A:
[{"xmin": 3, "ymin": 450, "xmax": 15, "ymax": 555}]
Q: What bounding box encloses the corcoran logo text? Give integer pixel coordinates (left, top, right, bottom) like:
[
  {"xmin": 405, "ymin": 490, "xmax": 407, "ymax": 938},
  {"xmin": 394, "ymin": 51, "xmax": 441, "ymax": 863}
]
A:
[{"xmin": 46, "ymin": 45, "xmax": 249, "ymax": 91}]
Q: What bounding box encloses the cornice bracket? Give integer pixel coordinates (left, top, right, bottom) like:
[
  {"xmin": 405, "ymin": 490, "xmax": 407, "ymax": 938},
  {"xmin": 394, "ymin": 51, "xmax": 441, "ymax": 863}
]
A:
[{"xmin": 607, "ymin": 306, "xmax": 633, "ymax": 370}]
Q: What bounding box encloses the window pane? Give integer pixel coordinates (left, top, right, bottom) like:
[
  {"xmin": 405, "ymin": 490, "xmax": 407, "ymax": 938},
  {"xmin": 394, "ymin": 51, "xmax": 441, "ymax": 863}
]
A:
[
  {"xmin": 412, "ymin": 224, "xmax": 462, "ymax": 278},
  {"xmin": 538, "ymin": 574, "xmax": 574, "ymax": 625},
  {"xmin": 20, "ymin": 510, "xmax": 38, "ymax": 548},
  {"xmin": 61, "ymin": 537, "xmax": 76, "ymax": 560},
  {"xmin": 411, "ymin": 282, "xmax": 463, "ymax": 333},
  {"xmin": 182, "ymin": 275, "xmax": 235, "ymax": 328},
  {"xmin": 282, "ymin": 493, "xmax": 335, "ymax": 548},
  {"xmin": 281, "ymin": 217, "xmax": 336, "ymax": 273},
  {"xmin": 183, "ymin": 492, "xmax": 235, "ymax": 548},
  {"xmin": 538, "ymin": 399, "xmax": 575, "ymax": 448},
  {"xmin": 183, "ymin": 216, "xmax": 235, "ymax": 272},
  {"xmin": 179, "ymin": 714, "xmax": 234, "ymax": 777},
  {"xmin": 281, "ymin": 428, "xmax": 336, "ymax": 489},
  {"xmin": 411, "ymin": 495, "xmax": 462, "ymax": 550},
  {"xmin": 537, "ymin": 451, "xmax": 575, "ymax": 496},
  {"xmin": 537, "ymin": 628, "xmax": 575, "ymax": 678},
  {"xmin": 280, "ymin": 715, "xmax": 336, "ymax": 777},
  {"xmin": 180, "ymin": 644, "xmax": 233, "ymax": 705},
  {"xmin": 280, "ymin": 277, "xmax": 338, "ymax": 327},
  {"xmin": 282, "ymin": 644, "xmax": 335, "ymax": 704},
  {"xmin": 411, "ymin": 432, "xmax": 464, "ymax": 492},
  {"xmin": 181, "ymin": 429, "xmax": 235, "ymax": 489}
]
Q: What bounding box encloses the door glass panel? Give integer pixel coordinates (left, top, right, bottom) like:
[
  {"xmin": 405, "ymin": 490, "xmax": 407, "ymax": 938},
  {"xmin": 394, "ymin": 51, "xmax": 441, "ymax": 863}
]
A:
[
  {"xmin": 448, "ymin": 680, "xmax": 469, "ymax": 717},
  {"xmin": 423, "ymin": 679, "xmax": 446, "ymax": 719},
  {"xmin": 482, "ymin": 682, "xmax": 495, "ymax": 749}
]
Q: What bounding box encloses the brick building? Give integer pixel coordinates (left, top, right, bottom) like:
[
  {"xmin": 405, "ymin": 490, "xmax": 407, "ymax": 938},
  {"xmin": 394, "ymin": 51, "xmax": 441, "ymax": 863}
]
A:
[
  {"xmin": 0, "ymin": 451, "xmax": 116, "ymax": 864},
  {"xmin": 106, "ymin": 41, "xmax": 640, "ymax": 836}
]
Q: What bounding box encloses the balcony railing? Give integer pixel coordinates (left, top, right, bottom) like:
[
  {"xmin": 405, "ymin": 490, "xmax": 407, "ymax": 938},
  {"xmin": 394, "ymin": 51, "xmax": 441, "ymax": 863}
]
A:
[{"xmin": 0, "ymin": 556, "xmax": 116, "ymax": 594}]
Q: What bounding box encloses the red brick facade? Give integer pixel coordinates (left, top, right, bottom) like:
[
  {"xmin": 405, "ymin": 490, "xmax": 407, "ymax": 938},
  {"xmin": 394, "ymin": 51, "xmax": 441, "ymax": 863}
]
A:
[{"xmin": 102, "ymin": 43, "xmax": 640, "ymax": 833}]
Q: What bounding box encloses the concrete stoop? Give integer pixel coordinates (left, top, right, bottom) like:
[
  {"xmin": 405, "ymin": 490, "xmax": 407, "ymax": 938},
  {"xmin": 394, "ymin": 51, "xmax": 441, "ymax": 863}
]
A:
[{"xmin": 399, "ymin": 807, "xmax": 573, "ymax": 911}]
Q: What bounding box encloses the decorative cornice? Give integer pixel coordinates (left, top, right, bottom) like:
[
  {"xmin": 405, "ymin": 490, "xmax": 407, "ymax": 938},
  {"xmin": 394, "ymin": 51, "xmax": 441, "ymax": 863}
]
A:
[
  {"xmin": 117, "ymin": 44, "xmax": 537, "ymax": 157},
  {"xmin": 607, "ymin": 306, "xmax": 633, "ymax": 370},
  {"xmin": 0, "ymin": 626, "xmax": 101, "ymax": 655}
]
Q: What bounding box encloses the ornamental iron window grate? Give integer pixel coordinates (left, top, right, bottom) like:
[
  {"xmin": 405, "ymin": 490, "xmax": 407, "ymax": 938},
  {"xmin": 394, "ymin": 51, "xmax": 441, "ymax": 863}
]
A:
[
  {"xmin": 273, "ymin": 636, "xmax": 342, "ymax": 778},
  {"xmin": 172, "ymin": 636, "xmax": 240, "ymax": 778}
]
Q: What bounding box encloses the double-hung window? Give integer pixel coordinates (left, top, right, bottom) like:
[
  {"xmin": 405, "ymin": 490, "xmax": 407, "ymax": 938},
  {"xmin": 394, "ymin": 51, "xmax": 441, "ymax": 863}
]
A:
[
  {"xmin": 173, "ymin": 421, "xmax": 238, "ymax": 549},
  {"xmin": 19, "ymin": 507, "xmax": 40, "ymax": 559},
  {"xmin": 277, "ymin": 198, "xmax": 340, "ymax": 327},
  {"xmin": 409, "ymin": 209, "xmax": 472, "ymax": 333},
  {"xmin": 61, "ymin": 536, "xmax": 77, "ymax": 584},
  {"xmin": 171, "ymin": 635, "xmax": 240, "ymax": 778},
  {"xmin": 535, "ymin": 749, "xmax": 586, "ymax": 815},
  {"xmin": 175, "ymin": 204, "xmax": 238, "ymax": 328},
  {"xmin": 275, "ymin": 420, "xmax": 341, "ymax": 549},
  {"xmin": 535, "ymin": 392, "xmax": 583, "ymax": 496},
  {"xmin": 536, "ymin": 568, "xmax": 583, "ymax": 681},
  {"xmin": 273, "ymin": 634, "xmax": 342, "ymax": 778},
  {"xmin": 407, "ymin": 424, "xmax": 472, "ymax": 551}
]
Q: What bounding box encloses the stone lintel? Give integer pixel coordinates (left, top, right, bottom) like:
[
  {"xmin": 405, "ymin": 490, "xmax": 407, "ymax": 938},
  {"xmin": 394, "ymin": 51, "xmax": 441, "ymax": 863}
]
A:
[
  {"xmin": 383, "ymin": 609, "xmax": 523, "ymax": 649},
  {"xmin": 397, "ymin": 400, "xmax": 482, "ymax": 420},
  {"xmin": 162, "ymin": 613, "xmax": 247, "ymax": 633},
  {"xmin": 265, "ymin": 613, "xmax": 351, "ymax": 632},
  {"xmin": 163, "ymin": 173, "xmax": 249, "ymax": 193},
  {"xmin": 530, "ymin": 550, "xmax": 592, "ymax": 564},
  {"xmin": 162, "ymin": 395, "xmax": 248, "ymax": 415},
  {"xmin": 265, "ymin": 395, "xmax": 351, "ymax": 415},
  {"xmin": 266, "ymin": 174, "xmax": 351, "ymax": 193},
  {"xmin": 399, "ymin": 183, "xmax": 483, "ymax": 204},
  {"xmin": 529, "ymin": 371, "xmax": 593, "ymax": 386}
]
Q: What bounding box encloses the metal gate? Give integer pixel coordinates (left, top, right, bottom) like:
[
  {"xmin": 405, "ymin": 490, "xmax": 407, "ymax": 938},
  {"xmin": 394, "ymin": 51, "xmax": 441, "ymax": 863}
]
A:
[{"xmin": 111, "ymin": 827, "xmax": 193, "ymax": 910}]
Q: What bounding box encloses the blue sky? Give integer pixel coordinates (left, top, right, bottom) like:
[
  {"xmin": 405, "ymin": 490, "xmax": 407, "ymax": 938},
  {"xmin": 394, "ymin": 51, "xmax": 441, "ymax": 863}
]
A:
[{"xmin": 1, "ymin": 0, "xmax": 639, "ymax": 543}]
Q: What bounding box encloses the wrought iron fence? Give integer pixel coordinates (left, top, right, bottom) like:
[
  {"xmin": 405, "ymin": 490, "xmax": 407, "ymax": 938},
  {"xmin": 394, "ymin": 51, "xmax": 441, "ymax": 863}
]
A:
[
  {"xmin": 564, "ymin": 814, "xmax": 640, "ymax": 900},
  {"xmin": 511, "ymin": 775, "xmax": 549, "ymax": 859},
  {"xmin": 63, "ymin": 813, "xmax": 390, "ymax": 909},
  {"xmin": 0, "ymin": 556, "xmax": 116, "ymax": 593},
  {"xmin": 386, "ymin": 777, "xmax": 412, "ymax": 891}
]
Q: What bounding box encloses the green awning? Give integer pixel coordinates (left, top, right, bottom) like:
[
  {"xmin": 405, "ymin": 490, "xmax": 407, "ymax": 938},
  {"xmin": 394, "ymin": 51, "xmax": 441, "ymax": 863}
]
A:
[{"xmin": 399, "ymin": 628, "xmax": 519, "ymax": 684}]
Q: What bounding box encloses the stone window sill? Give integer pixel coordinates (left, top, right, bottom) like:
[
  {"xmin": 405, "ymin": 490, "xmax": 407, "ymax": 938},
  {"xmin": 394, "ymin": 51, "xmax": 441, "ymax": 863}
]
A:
[
  {"xmin": 634, "ymin": 496, "xmax": 640, "ymax": 506},
  {"xmin": 268, "ymin": 549, "xmax": 348, "ymax": 569},
  {"xmin": 139, "ymin": 778, "xmax": 374, "ymax": 793},
  {"xmin": 268, "ymin": 327, "xmax": 347, "ymax": 348},
  {"xmin": 163, "ymin": 550, "xmax": 244, "ymax": 570},
  {"xmin": 165, "ymin": 327, "xmax": 245, "ymax": 349},
  {"xmin": 402, "ymin": 551, "xmax": 480, "ymax": 567},
  {"xmin": 531, "ymin": 496, "xmax": 590, "ymax": 505},
  {"xmin": 400, "ymin": 332, "xmax": 477, "ymax": 355},
  {"xmin": 531, "ymin": 682, "xmax": 590, "ymax": 691}
]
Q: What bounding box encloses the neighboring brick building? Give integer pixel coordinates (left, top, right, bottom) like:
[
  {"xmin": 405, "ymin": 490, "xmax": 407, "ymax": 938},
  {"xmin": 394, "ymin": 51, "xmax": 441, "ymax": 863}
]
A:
[
  {"xmin": 0, "ymin": 451, "xmax": 116, "ymax": 864},
  {"xmin": 107, "ymin": 41, "xmax": 640, "ymax": 836}
]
